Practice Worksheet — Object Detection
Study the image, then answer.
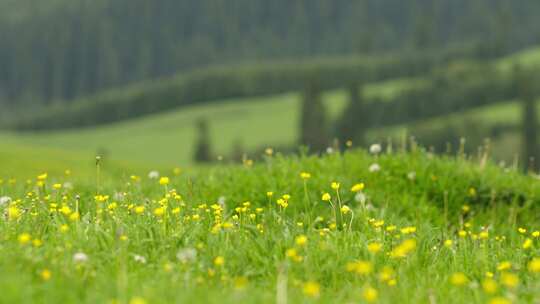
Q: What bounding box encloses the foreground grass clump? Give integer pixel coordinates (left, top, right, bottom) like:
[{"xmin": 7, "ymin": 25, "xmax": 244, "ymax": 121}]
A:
[{"xmin": 1, "ymin": 149, "xmax": 540, "ymax": 303}]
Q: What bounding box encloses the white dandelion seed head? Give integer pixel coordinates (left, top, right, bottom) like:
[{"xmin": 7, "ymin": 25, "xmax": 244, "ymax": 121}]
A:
[
  {"xmin": 326, "ymin": 147, "xmax": 334, "ymax": 154},
  {"xmin": 0, "ymin": 196, "xmax": 11, "ymax": 206},
  {"xmin": 218, "ymin": 196, "xmax": 226, "ymax": 206},
  {"xmin": 369, "ymin": 144, "xmax": 382, "ymax": 155},
  {"xmin": 63, "ymin": 182, "xmax": 73, "ymax": 190},
  {"xmin": 114, "ymin": 192, "xmax": 125, "ymax": 201},
  {"xmin": 73, "ymin": 252, "xmax": 88, "ymax": 263},
  {"xmin": 148, "ymin": 170, "xmax": 160, "ymax": 179},
  {"xmin": 134, "ymin": 254, "xmax": 147, "ymax": 264},
  {"xmin": 369, "ymin": 163, "xmax": 381, "ymax": 173},
  {"xmin": 354, "ymin": 192, "xmax": 367, "ymax": 204},
  {"xmin": 176, "ymin": 248, "xmax": 197, "ymax": 263}
]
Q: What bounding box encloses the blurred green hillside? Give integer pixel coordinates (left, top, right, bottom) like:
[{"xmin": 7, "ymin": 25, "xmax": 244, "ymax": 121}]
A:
[{"xmin": 2, "ymin": 46, "xmax": 540, "ymax": 176}]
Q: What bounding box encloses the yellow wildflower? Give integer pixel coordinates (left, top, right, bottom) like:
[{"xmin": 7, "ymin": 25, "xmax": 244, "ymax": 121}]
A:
[
  {"xmin": 69, "ymin": 212, "xmax": 80, "ymax": 221},
  {"xmin": 479, "ymin": 231, "xmax": 489, "ymax": 239},
  {"xmin": 129, "ymin": 297, "xmax": 147, "ymax": 304},
  {"xmin": 302, "ymin": 281, "xmax": 320, "ymax": 299},
  {"xmin": 159, "ymin": 177, "xmax": 170, "ymax": 185},
  {"xmin": 154, "ymin": 207, "xmax": 165, "ymax": 217},
  {"xmin": 362, "ymin": 286, "xmax": 378, "ymax": 303},
  {"xmin": 340, "ymin": 205, "xmax": 351, "ymax": 214},
  {"xmin": 379, "ymin": 266, "xmax": 395, "ymax": 282},
  {"xmin": 233, "ymin": 276, "xmax": 248, "ymax": 290},
  {"xmin": 488, "ymin": 297, "xmax": 511, "ymax": 304},
  {"xmin": 346, "ymin": 260, "xmax": 373, "ymax": 275},
  {"xmin": 321, "ymin": 193, "xmax": 331, "ymax": 201},
  {"xmin": 18, "ymin": 233, "xmax": 31, "ymax": 245},
  {"xmin": 8, "ymin": 206, "xmax": 21, "ymax": 220},
  {"xmin": 40, "ymin": 269, "xmax": 52, "ymax": 281},
  {"xmin": 214, "ymin": 256, "xmax": 225, "ymax": 266},
  {"xmin": 400, "ymin": 226, "xmax": 416, "ymax": 234},
  {"xmin": 295, "ymin": 235, "xmax": 308, "ymax": 246},
  {"xmin": 135, "ymin": 206, "xmax": 145, "ymax": 214},
  {"xmin": 60, "ymin": 224, "xmax": 69, "ymax": 233},
  {"xmin": 351, "ymin": 183, "xmax": 365, "ymax": 192},
  {"xmin": 497, "ymin": 261, "xmax": 511, "ymax": 271},
  {"xmin": 390, "ymin": 239, "xmax": 416, "ymax": 258},
  {"xmin": 528, "ymin": 258, "xmax": 540, "ymax": 273},
  {"xmin": 500, "ymin": 272, "xmax": 518, "ymax": 288},
  {"xmin": 450, "ymin": 272, "xmax": 468, "ymax": 286},
  {"xmin": 264, "ymin": 148, "xmax": 273, "ymax": 156},
  {"xmin": 482, "ymin": 278, "xmax": 498, "ymax": 294},
  {"xmin": 523, "ymin": 238, "xmax": 533, "ymax": 249},
  {"xmin": 300, "ymin": 172, "xmax": 311, "ymax": 179},
  {"xmin": 367, "ymin": 242, "xmax": 382, "ymax": 254}
]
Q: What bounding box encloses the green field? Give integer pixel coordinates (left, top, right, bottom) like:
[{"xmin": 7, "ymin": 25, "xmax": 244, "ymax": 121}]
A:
[
  {"xmin": 0, "ymin": 91, "xmax": 347, "ymax": 171},
  {"xmin": 2, "ymin": 46, "xmax": 540, "ymax": 178},
  {"xmin": 1, "ymin": 149, "xmax": 539, "ymax": 303},
  {"xmin": 0, "ymin": 89, "xmax": 533, "ymax": 176}
]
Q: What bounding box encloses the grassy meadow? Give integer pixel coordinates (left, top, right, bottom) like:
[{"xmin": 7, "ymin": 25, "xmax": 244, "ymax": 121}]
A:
[
  {"xmin": 1, "ymin": 35, "xmax": 540, "ymax": 304},
  {"xmin": 5, "ymin": 3, "xmax": 540, "ymax": 304},
  {"xmin": 1, "ymin": 147, "xmax": 540, "ymax": 303},
  {"xmin": 2, "ymin": 46, "xmax": 540, "ymax": 174}
]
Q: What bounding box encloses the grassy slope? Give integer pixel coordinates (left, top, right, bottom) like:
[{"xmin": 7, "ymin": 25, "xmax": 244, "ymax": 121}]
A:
[
  {"xmin": 369, "ymin": 100, "xmax": 539, "ymax": 160},
  {"xmin": 2, "ymin": 46, "xmax": 540, "ymax": 173},
  {"xmin": 0, "ymin": 91, "xmax": 348, "ymax": 168},
  {"xmin": 0, "ymin": 150, "xmax": 539, "ymax": 303}
]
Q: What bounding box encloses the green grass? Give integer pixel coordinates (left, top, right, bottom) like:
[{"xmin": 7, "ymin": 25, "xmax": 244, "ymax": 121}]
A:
[
  {"xmin": 2, "ymin": 46, "xmax": 540, "ymax": 173},
  {"xmin": 368, "ymin": 99, "xmax": 540, "ymax": 162},
  {"xmin": 0, "ymin": 91, "xmax": 349, "ymax": 167},
  {"xmin": 497, "ymin": 46, "xmax": 540, "ymax": 71},
  {"xmin": 1, "ymin": 149, "xmax": 539, "ymax": 303}
]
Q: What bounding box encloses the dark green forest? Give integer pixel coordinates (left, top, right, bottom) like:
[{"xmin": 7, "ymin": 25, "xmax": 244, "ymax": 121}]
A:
[{"xmin": 2, "ymin": 0, "xmax": 540, "ymax": 113}]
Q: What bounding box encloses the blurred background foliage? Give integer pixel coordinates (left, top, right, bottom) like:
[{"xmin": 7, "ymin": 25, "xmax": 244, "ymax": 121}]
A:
[{"xmin": 1, "ymin": 0, "xmax": 540, "ymax": 175}]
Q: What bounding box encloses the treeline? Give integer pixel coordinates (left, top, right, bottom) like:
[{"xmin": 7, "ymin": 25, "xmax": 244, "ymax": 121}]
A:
[
  {"xmin": 298, "ymin": 65, "xmax": 540, "ymax": 169},
  {"xmin": 338, "ymin": 65, "xmax": 518, "ymax": 138},
  {"xmin": 4, "ymin": 47, "xmax": 475, "ymax": 130},
  {"xmin": 337, "ymin": 65, "xmax": 540, "ymax": 144},
  {"xmin": 2, "ymin": 0, "xmax": 540, "ymax": 109}
]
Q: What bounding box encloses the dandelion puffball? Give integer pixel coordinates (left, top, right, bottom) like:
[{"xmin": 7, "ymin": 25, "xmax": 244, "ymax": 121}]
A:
[
  {"xmin": 148, "ymin": 170, "xmax": 160, "ymax": 179},
  {"xmin": 0, "ymin": 196, "xmax": 11, "ymax": 206},
  {"xmin": 369, "ymin": 144, "xmax": 382, "ymax": 154},
  {"xmin": 369, "ymin": 163, "xmax": 381, "ymax": 173},
  {"xmin": 134, "ymin": 254, "xmax": 147, "ymax": 264},
  {"xmin": 177, "ymin": 248, "xmax": 197, "ymax": 263},
  {"xmin": 73, "ymin": 252, "xmax": 88, "ymax": 263}
]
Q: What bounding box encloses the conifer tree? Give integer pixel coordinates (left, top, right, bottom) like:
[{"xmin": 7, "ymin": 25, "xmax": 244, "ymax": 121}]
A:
[
  {"xmin": 193, "ymin": 118, "xmax": 212, "ymax": 163},
  {"xmin": 299, "ymin": 81, "xmax": 329, "ymax": 153},
  {"xmin": 516, "ymin": 67, "xmax": 539, "ymax": 172},
  {"xmin": 336, "ymin": 82, "xmax": 367, "ymax": 146}
]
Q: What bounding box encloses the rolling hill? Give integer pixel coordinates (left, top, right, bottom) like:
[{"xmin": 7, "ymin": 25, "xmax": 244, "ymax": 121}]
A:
[{"xmin": 2, "ymin": 46, "xmax": 540, "ymax": 175}]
